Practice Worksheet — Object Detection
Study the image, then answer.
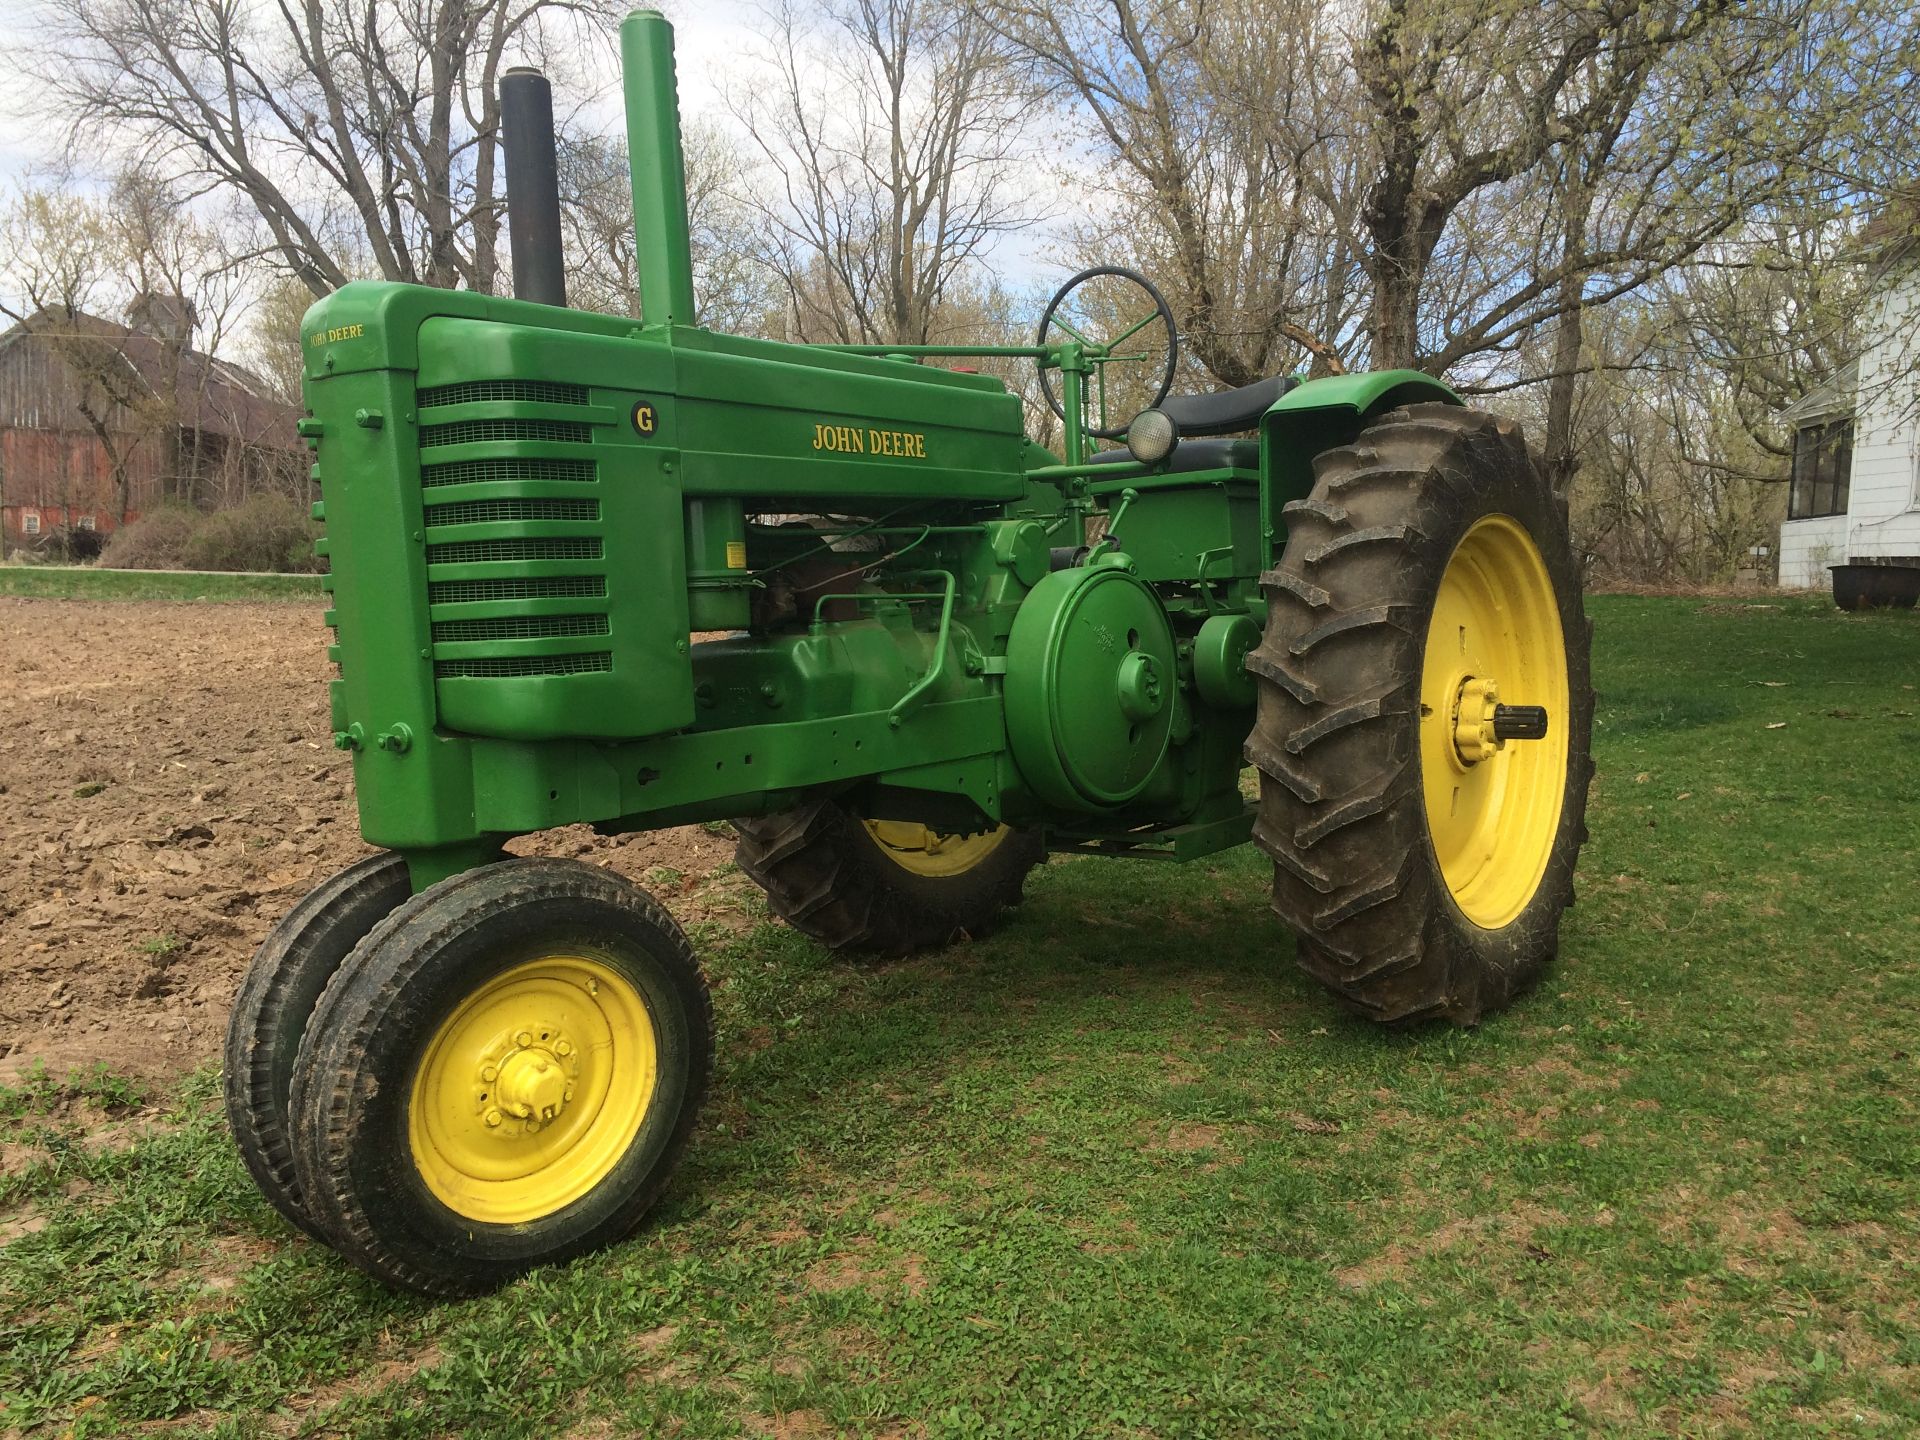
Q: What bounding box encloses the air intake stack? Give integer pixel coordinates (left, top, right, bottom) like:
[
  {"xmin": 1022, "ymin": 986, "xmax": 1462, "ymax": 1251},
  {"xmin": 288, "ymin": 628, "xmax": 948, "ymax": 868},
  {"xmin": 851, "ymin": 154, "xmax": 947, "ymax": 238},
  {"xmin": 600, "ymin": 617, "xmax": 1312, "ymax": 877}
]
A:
[{"xmin": 620, "ymin": 9, "xmax": 697, "ymax": 327}]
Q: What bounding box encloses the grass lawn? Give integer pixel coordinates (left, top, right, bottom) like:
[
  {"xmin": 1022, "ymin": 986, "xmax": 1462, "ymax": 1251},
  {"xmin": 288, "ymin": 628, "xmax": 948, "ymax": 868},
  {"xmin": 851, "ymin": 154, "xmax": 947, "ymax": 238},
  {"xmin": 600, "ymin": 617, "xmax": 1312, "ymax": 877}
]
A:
[
  {"xmin": 0, "ymin": 565, "xmax": 323, "ymax": 602},
  {"xmin": 2, "ymin": 593, "xmax": 1917, "ymax": 1438}
]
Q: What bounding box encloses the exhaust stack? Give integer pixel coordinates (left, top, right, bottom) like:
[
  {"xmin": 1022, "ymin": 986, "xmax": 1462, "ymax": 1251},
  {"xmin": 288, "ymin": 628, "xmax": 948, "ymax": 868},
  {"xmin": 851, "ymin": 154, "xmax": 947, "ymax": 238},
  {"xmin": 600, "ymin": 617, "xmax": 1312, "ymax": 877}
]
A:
[{"xmin": 500, "ymin": 66, "xmax": 567, "ymax": 306}]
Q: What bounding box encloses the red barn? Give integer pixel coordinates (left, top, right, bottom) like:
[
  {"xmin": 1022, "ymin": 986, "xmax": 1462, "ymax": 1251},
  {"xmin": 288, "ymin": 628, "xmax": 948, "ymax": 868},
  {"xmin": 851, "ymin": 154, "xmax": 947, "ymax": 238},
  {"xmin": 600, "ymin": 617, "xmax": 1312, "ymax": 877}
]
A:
[{"xmin": 0, "ymin": 300, "xmax": 301, "ymax": 549}]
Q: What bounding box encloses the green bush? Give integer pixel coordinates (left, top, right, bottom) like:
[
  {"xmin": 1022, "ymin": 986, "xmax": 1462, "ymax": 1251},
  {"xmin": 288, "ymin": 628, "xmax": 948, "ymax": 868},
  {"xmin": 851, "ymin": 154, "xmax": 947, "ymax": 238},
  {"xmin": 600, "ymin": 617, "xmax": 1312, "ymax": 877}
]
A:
[
  {"xmin": 99, "ymin": 504, "xmax": 202, "ymax": 571},
  {"xmin": 182, "ymin": 495, "xmax": 321, "ymax": 574}
]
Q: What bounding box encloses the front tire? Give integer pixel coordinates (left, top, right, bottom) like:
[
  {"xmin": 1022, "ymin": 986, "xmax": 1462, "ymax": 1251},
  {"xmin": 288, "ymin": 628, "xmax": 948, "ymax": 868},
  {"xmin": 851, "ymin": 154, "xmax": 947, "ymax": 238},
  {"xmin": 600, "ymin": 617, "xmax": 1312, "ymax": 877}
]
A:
[
  {"xmin": 1245, "ymin": 403, "xmax": 1594, "ymax": 1024},
  {"xmin": 734, "ymin": 798, "xmax": 1044, "ymax": 956},
  {"xmin": 288, "ymin": 859, "xmax": 712, "ymax": 1296},
  {"xmin": 224, "ymin": 852, "xmax": 412, "ymax": 1240}
]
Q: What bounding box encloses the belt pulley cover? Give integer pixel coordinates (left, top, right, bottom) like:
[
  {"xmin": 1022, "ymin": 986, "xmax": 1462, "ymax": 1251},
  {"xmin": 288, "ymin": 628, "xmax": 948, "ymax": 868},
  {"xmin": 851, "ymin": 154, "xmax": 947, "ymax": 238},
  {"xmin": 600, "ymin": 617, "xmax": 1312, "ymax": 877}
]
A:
[{"xmin": 1004, "ymin": 560, "xmax": 1178, "ymax": 811}]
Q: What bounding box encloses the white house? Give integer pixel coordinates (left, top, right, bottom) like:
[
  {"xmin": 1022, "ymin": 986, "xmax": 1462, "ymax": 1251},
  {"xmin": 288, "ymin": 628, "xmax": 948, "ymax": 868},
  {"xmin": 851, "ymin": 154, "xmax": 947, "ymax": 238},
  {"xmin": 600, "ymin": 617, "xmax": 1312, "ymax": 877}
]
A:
[{"xmin": 1778, "ymin": 239, "xmax": 1920, "ymax": 589}]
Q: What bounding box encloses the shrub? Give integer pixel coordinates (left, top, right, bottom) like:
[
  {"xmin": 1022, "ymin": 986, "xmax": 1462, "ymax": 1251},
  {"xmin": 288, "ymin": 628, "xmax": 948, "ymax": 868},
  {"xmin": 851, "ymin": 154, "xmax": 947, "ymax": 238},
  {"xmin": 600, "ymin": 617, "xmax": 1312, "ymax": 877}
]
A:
[
  {"xmin": 100, "ymin": 504, "xmax": 202, "ymax": 570},
  {"xmin": 182, "ymin": 495, "xmax": 322, "ymax": 573},
  {"xmin": 99, "ymin": 497, "xmax": 321, "ymax": 573}
]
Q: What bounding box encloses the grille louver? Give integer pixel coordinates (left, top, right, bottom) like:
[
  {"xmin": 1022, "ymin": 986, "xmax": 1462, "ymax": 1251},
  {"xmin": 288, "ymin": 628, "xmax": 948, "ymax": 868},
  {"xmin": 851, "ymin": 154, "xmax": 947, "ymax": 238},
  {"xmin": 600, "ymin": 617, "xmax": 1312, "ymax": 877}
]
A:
[
  {"xmin": 435, "ymin": 653, "xmax": 613, "ymax": 679},
  {"xmin": 421, "ymin": 418, "xmax": 592, "ymax": 447},
  {"xmin": 422, "ymin": 458, "xmax": 597, "ymax": 488},
  {"xmin": 429, "ymin": 575, "xmax": 607, "ymax": 604},
  {"xmin": 418, "ymin": 380, "xmax": 589, "ymax": 408},
  {"xmin": 427, "ymin": 537, "xmax": 601, "ymax": 565},
  {"xmin": 425, "ymin": 497, "xmax": 600, "ymax": 526},
  {"xmin": 432, "ymin": 614, "xmax": 611, "ymax": 643}
]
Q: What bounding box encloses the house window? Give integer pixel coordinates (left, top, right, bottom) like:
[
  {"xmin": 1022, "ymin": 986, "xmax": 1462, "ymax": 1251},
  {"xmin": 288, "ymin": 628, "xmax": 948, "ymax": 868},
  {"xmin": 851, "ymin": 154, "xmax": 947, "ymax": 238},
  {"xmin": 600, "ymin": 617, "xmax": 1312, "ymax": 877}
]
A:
[
  {"xmin": 76, "ymin": 515, "xmax": 97, "ymax": 531},
  {"xmin": 1790, "ymin": 418, "xmax": 1853, "ymax": 519},
  {"xmin": 21, "ymin": 511, "xmax": 40, "ymax": 535}
]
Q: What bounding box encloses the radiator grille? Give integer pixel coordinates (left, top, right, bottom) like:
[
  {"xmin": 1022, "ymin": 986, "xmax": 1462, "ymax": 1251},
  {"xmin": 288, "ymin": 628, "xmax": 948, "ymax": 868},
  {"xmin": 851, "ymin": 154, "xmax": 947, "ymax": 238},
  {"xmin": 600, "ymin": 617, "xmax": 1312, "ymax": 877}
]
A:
[
  {"xmin": 425, "ymin": 497, "xmax": 600, "ymax": 527},
  {"xmin": 417, "ymin": 380, "xmax": 590, "ymax": 408},
  {"xmin": 436, "ymin": 653, "xmax": 612, "ymax": 679},
  {"xmin": 422, "ymin": 457, "xmax": 597, "ymax": 488},
  {"xmin": 426, "ymin": 537, "xmax": 602, "ymax": 565},
  {"xmin": 415, "ymin": 374, "xmax": 615, "ymax": 716},
  {"xmin": 432, "ymin": 614, "xmax": 611, "ymax": 643},
  {"xmin": 429, "ymin": 575, "xmax": 607, "ymax": 604},
  {"xmin": 421, "ymin": 418, "xmax": 591, "ymax": 448}
]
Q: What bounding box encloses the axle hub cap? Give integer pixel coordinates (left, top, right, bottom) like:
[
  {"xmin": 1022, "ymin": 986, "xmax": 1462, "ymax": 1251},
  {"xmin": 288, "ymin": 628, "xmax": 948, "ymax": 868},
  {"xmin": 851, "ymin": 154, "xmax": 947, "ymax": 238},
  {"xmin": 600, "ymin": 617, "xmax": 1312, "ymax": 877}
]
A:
[{"xmin": 1419, "ymin": 515, "xmax": 1570, "ymax": 929}]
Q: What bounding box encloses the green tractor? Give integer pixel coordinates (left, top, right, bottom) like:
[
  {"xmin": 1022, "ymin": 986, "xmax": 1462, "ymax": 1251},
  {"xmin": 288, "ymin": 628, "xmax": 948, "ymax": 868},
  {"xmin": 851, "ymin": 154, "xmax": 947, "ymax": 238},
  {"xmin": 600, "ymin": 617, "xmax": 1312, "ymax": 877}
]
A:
[{"xmin": 225, "ymin": 10, "xmax": 1594, "ymax": 1296}]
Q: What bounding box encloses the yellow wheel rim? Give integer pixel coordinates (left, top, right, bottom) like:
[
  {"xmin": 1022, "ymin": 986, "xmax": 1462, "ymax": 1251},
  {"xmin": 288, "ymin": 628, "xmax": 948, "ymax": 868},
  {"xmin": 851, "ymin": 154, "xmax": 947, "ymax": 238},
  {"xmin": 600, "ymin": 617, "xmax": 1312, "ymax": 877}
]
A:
[
  {"xmin": 861, "ymin": 820, "xmax": 1011, "ymax": 878},
  {"xmin": 408, "ymin": 956, "xmax": 657, "ymax": 1225},
  {"xmin": 1419, "ymin": 515, "xmax": 1570, "ymax": 930}
]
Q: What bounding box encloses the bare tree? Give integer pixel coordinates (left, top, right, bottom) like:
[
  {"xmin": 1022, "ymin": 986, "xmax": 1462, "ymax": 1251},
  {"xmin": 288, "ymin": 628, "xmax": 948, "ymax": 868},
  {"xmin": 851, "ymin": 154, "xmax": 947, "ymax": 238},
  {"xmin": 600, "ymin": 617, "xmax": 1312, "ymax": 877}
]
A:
[
  {"xmin": 559, "ymin": 123, "xmax": 781, "ymax": 334},
  {"xmin": 987, "ymin": 0, "xmax": 1365, "ymax": 387},
  {"xmin": 35, "ymin": 0, "xmax": 619, "ymax": 298},
  {"xmin": 733, "ymin": 0, "xmax": 1036, "ymax": 346}
]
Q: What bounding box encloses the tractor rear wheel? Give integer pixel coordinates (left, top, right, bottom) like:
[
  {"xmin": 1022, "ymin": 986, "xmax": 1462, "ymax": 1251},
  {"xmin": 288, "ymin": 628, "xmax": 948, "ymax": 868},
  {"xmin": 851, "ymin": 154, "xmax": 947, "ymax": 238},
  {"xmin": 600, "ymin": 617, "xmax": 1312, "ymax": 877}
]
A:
[
  {"xmin": 1245, "ymin": 403, "xmax": 1594, "ymax": 1024},
  {"xmin": 224, "ymin": 851, "xmax": 412, "ymax": 1240},
  {"xmin": 288, "ymin": 858, "xmax": 712, "ymax": 1296},
  {"xmin": 734, "ymin": 798, "xmax": 1044, "ymax": 956}
]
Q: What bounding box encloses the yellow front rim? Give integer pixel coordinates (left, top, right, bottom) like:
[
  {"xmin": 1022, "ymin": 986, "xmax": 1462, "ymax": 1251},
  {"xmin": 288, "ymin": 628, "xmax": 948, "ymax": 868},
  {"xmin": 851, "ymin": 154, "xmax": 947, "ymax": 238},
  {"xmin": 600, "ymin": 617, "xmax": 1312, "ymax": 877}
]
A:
[
  {"xmin": 1419, "ymin": 515, "xmax": 1570, "ymax": 930},
  {"xmin": 408, "ymin": 956, "xmax": 657, "ymax": 1225},
  {"xmin": 862, "ymin": 820, "xmax": 1012, "ymax": 878}
]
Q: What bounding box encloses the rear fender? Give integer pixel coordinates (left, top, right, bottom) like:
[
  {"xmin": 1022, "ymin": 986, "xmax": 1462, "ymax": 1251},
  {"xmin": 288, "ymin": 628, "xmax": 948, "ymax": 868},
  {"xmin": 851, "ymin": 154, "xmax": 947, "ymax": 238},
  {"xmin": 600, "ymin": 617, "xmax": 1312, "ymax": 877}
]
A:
[{"xmin": 1257, "ymin": 370, "xmax": 1462, "ymax": 566}]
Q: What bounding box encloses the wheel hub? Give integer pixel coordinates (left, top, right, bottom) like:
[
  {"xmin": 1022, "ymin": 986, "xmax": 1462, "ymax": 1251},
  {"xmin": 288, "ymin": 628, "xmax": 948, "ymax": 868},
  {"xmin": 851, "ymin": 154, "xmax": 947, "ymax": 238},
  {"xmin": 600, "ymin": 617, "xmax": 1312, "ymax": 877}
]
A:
[
  {"xmin": 488, "ymin": 1036, "xmax": 577, "ymax": 1128},
  {"xmin": 1449, "ymin": 675, "xmax": 1552, "ymax": 767},
  {"xmin": 863, "ymin": 819, "xmax": 1012, "ymax": 877},
  {"xmin": 410, "ymin": 955, "xmax": 658, "ymax": 1224},
  {"xmin": 1418, "ymin": 514, "xmax": 1571, "ymax": 930},
  {"xmin": 1450, "ymin": 676, "xmax": 1503, "ymax": 765}
]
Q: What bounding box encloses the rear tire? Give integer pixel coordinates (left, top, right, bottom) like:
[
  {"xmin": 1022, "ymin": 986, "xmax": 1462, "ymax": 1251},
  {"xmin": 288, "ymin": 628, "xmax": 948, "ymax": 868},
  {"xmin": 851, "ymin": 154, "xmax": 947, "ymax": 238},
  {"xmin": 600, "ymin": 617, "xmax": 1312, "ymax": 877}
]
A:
[
  {"xmin": 1245, "ymin": 403, "xmax": 1594, "ymax": 1024},
  {"xmin": 224, "ymin": 852, "xmax": 411, "ymax": 1240},
  {"xmin": 734, "ymin": 798, "xmax": 1044, "ymax": 957},
  {"xmin": 288, "ymin": 858, "xmax": 712, "ymax": 1296}
]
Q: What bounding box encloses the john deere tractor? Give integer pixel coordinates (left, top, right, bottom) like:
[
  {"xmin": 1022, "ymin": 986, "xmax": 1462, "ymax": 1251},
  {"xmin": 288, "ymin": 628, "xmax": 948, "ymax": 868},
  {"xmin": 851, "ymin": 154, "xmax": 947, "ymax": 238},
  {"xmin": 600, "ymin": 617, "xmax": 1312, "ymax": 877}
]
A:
[{"xmin": 225, "ymin": 10, "xmax": 1594, "ymax": 1295}]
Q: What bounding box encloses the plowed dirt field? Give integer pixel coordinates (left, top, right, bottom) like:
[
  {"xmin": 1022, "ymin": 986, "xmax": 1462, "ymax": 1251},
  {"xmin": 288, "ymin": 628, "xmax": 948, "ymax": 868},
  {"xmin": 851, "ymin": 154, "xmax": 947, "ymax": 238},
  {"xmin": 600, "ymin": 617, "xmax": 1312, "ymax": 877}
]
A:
[{"xmin": 0, "ymin": 597, "xmax": 733, "ymax": 1086}]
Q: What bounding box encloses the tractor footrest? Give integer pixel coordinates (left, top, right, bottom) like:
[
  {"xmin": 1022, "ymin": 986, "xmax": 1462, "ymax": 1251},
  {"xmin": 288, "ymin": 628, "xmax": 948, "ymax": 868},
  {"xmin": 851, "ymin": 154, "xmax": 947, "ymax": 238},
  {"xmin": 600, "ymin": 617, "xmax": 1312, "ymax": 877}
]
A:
[{"xmin": 1045, "ymin": 808, "xmax": 1254, "ymax": 863}]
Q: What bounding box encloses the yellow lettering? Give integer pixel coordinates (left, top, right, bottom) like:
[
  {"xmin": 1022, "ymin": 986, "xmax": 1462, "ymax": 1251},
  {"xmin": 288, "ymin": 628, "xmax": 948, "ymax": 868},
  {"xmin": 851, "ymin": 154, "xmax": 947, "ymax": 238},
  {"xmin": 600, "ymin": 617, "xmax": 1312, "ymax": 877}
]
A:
[
  {"xmin": 310, "ymin": 323, "xmax": 366, "ymax": 347},
  {"xmin": 806, "ymin": 420, "xmax": 926, "ymax": 459}
]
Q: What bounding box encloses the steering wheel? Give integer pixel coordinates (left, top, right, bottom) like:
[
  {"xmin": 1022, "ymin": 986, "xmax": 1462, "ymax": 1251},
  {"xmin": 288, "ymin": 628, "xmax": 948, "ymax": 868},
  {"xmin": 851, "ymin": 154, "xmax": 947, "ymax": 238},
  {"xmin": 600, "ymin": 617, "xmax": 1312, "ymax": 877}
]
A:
[{"xmin": 1036, "ymin": 266, "xmax": 1179, "ymax": 440}]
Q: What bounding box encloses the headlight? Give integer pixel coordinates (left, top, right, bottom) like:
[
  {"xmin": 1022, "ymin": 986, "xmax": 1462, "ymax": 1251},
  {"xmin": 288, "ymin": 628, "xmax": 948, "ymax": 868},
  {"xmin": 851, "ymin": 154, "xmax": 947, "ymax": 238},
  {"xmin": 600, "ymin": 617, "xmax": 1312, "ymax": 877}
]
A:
[{"xmin": 1125, "ymin": 408, "xmax": 1179, "ymax": 465}]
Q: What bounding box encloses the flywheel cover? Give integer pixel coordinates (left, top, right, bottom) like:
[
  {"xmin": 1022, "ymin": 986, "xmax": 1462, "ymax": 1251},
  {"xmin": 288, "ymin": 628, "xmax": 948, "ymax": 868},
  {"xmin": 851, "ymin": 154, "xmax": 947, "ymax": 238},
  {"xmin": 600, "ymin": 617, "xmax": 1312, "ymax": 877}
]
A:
[{"xmin": 1004, "ymin": 561, "xmax": 1178, "ymax": 811}]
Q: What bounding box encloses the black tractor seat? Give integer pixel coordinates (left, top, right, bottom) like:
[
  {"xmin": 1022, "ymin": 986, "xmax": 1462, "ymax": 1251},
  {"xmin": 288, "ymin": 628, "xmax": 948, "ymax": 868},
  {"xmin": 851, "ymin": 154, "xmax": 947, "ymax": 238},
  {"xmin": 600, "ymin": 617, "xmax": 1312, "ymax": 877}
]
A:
[{"xmin": 1161, "ymin": 373, "xmax": 1299, "ymax": 436}]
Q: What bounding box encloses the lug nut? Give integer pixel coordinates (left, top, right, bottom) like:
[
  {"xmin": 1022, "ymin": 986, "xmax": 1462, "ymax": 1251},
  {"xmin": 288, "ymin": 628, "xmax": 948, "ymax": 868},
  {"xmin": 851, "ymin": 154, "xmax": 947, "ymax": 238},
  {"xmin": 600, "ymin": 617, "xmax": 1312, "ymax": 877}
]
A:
[
  {"xmin": 516, "ymin": 1030, "xmax": 533, "ymax": 1047},
  {"xmin": 484, "ymin": 1109, "xmax": 502, "ymax": 1127},
  {"xmin": 555, "ymin": 1040, "xmax": 572, "ymax": 1057},
  {"xmin": 481, "ymin": 1064, "xmax": 498, "ymax": 1082}
]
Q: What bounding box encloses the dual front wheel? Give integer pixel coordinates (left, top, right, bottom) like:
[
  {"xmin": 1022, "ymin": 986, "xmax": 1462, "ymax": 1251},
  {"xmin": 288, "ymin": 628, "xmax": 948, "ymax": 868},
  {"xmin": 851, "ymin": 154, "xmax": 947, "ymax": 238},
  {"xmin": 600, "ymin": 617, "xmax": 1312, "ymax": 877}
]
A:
[{"xmin": 225, "ymin": 857, "xmax": 711, "ymax": 1296}]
